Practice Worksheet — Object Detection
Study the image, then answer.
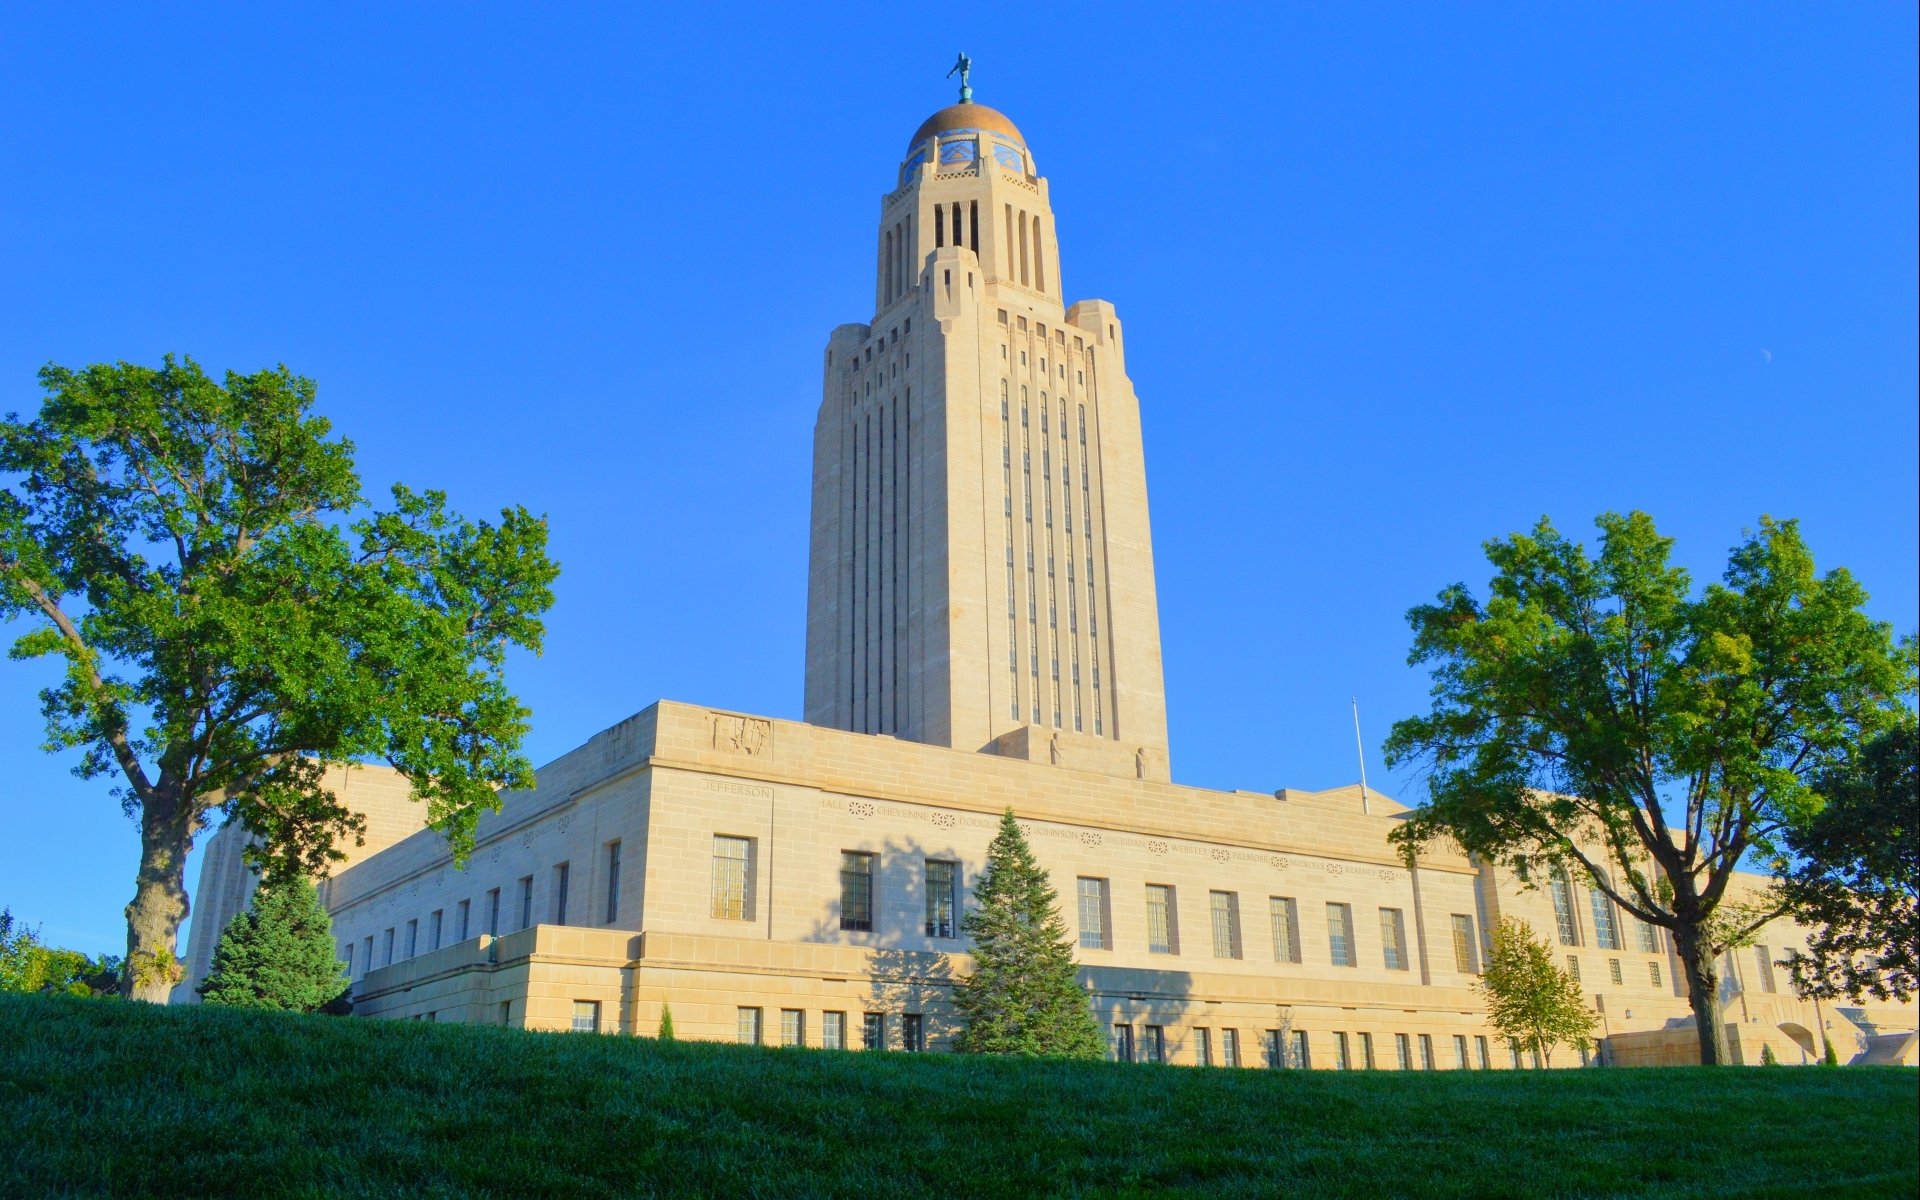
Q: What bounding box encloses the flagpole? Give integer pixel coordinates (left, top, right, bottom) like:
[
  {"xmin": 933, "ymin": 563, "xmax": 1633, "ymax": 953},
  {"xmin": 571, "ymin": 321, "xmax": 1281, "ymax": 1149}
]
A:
[{"xmin": 1352, "ymin": 697, "xmax": 1371, "ymax": 815}]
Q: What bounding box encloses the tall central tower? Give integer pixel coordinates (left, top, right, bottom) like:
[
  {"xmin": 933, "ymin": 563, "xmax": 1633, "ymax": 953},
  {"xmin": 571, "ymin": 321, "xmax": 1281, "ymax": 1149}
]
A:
[{"xmin": 804, "ymin": 81, "xmax": 1170, "ymax": 779}]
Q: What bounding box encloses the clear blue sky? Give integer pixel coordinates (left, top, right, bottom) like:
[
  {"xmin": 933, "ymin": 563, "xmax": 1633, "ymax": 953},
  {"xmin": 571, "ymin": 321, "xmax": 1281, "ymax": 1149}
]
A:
[{"xmin": 2, "ymin": 4, "xmax": 1914, "ymax": 957}]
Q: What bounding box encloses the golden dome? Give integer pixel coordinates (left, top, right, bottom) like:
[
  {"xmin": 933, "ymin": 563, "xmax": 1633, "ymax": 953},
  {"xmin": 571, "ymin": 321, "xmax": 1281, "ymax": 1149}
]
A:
[{"xmin": 906, "ymin": 102, "xmax": 1025, "ymax": 154}]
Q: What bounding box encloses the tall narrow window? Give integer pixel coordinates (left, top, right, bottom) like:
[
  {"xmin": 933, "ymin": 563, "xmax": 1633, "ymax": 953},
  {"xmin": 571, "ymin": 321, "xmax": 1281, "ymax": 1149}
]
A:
[
  {"xmin": 737, "ymin": 1007, "xmax": 763, "ymax": 1045},
  {"xmin": 711, "ymin": 836, "xmax": 752, "ymax": 920},
  {"xmin": 822, "ymin": 1011, "xmax": 846, "ymax": 1050},
  {"xmin": 1194, "ymin": 1028, "xmax": 1213, "ymax": 1067},
  {"xmin": 1222, "ymin": 1029, "xmax": 1241, "ymax": 1068},
  {"xmin": 925, "ymin": 859, "xmax": 957, "ymax": 939},
  {"xmin": 1210, "ymin": 891, "xmax": 1242, "ymax": 959},
  {"xmin": 969, "ymin": 200, "xmax": 979, "ymax": 250},
  {"xmin": 1264, "ymin": 1029, "xmax": 1286, "ymax": 1068},
  {"xmin": 1033, "ymin": 218, "xmax": 1046, "ymax": 293},
  {"xmin": 1270, "ymin": 897, "xmax": 1301, "ymax": 963},
  {"xmin": 405, "ymin": 919, "xmax": 417, "ymax": 959},
  {"xmin": 604, "ymin": 841, "xmax": 622, "ymax": 924},
  {"xmin": 1334, "ymin": 1032, "xmax": 1351, "ymax": 1070},
  {"xmin": 1145, "ymin": 884, "xmax": 1177, "ymax": 954},
  {"xmin": 518, "ymin": 876, "xmax": 534, "ymax": 931},
  {"xmin": 902, "ymin": 1013, "xmax": 924, "ymax": 1052},
  {"xmin": 1004, "ymin": 204, "xmax": 1015, "ymax": 276},
  {"xmin": 863, "ymin": 1012, "xmax": 886, "ymax": 1051},
  {"xmin": 1395, "ymin": 1033, "xmax": 1412, "ymax": 1070},
  {"xmin": 1077, "ymin": 877, "xmax": 1110, "ymax": 950},
  {"xmin": 1609, "ymin": 958, "xmax": 1624, "ymax": 985},
  {"xmin": 1379, "ymin": 908, "xmax": 1408, "ymax": 971},
  {"xmin": 934, "ymin": 205, "xmax": 944, "ymax": 247},
  {"xmin": 361, "ymin": 935, "xmax": 373, "ymax": 976},
  {"xmin": 1143, "ymin": 1025, "xmax": 1166, "ymax": 1064},
  {"xmin": 1637, "ymin": 918, "xmax": 1661, "ymax": 954},
  {"xmin": 951, "ymin": 202, "xmax": 961, "ymax": 249},
  {"xmin": 1018, "ymin": 210, "xmax": 1030, "ymax": 285},
  {"xmin": 1476, "ymin": 1036, "xmax": 1491, "ymax": 1069},
  {"xmin": 1451, "ymin": 914, "xmax": 1477, "ymax": 973},
  {"xmin": 456, "ymin": 899, "xmax": 470, "ymax": 942},
  {"xmin": 1327, "ymin": 903, "xmax": 1355, "ymax": 967},
  {"xmin": 1419, "ymin": 1034, "xmax": 1435, "ymax": 1071},
  {"xmin": 1590, "ymin": 888, "xmax": 1620, "ymax": 950},
  {"xmin": 553, "ymin": 862, "xmax": 571, "ymax": 926},
  {"xmin": 485, "ymin": 889, "xmax": 500, "ymax": 937},
  {"xmin": 1567, "ymin": 955, "xmax": 1581, "ymax": 983},
  {"xmin": 1754, "ymin": 946, "xmax": 1777, "ymax": 993},
  {"xmin": 1290, "ymin": 1030, "xmax": 1311, "ymax": 1069},
  {"xmin": 781, "ymin": 1010, "xmax": 805, "ymax": 1048},
  {"xmin": 383, "ymin": 928, "xmax": 395, "ymax": 966},
  {"xmin": 1110, "ymin": 1024, "xmax": 1134, "ymax": 1063},
  {"xmin": 1454, "ymin": 1034, "xmax": 1469, "ymax": 1069},
  {"xmin": 1358, "ymin": 1032, "xmax": 1376, "ymax": 1069},
  {"xmin": 429, "ymin": 910, "xmax": 443, "ymax": 952},
  {"xmin": 1650, "ymin": 961, "xmax": 1662, "ymax": 988},
  {"xmin": 840, "ymin": 851, "xmax": 876, "ymax": 932},
  {"xmin": 1549, "ymin": 866, "xmax": 1581, "ymax": 946}
]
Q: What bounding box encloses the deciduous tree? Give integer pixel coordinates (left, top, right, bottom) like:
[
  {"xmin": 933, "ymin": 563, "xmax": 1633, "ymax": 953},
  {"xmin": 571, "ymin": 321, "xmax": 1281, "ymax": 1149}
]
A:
[
  {"xmin": 952, "ymin": 810, "xmax": 1103, "ymax": 1059},
  {"xmin": 1385, "ymin": 512, "xmax": 1912, "ymax": 1065},
  {"xmin": 1779, "ymin": 719, "xmax": 1918, "ymax": 1002},
  {"xmin": 1477, "ymin": 918, "xmax": 1596, "ymax": 1066},
  {"xmin": 0, "ymin": 357, "xmax": 558, "ymax": 1000}
]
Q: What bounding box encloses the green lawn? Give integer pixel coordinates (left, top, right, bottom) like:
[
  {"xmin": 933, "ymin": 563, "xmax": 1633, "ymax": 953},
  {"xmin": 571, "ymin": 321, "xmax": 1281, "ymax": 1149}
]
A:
[{"xmin": 2, "ymin": 993, "xmax": 1914, "ymax": 1199}]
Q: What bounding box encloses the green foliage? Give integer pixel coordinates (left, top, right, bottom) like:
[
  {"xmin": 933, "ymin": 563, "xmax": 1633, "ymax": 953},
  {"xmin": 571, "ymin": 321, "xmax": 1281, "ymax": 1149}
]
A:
[
  {"xmin": 1760, "ymin": 1043, "xmax": 1779, "ymax": 1066},
  {"xmin": 1780, "ymin": 719, "xmax": 1918, "ymax": 1002},
  {"xmin": 1384, "ymin": 512, "xmax": 1914, "ymax": 1063},
  {"xmin": 0, "ymin": 356, "xmax": 558, "ymax": 995},
  {"xmin": 658, "ymin": 1004, "xmax": 675, "ymax": 1041},
  {"xmin": 1822, "ymin": 1036, "xmax": 1839, "ymax": 1067},
  {"xmin": 951, "ymin": 809, "xmax": 1104, "ymax": 1059},
  {"xmin": 1476, "ymin": 918, "xmax": 1597, "ymax": 1067},
  {"xmin": 198, "ymin": 878, "xmax": 347, "ymax": 1012},
  {"xmin": 6, "ymin": 992, "xmax": 1918, "ymax": 1199},
  {"xmin": 0, "ymin": 909, "xmax": 119, "ymax": 996}
]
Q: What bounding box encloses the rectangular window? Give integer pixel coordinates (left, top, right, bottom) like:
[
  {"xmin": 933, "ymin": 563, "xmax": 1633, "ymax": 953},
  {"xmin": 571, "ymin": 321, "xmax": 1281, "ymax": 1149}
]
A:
[
  {"xmin": 1396, "ymin": 1033, "xmax": 1411, "ymax": 1070},
  {"xmin": 1143, "ymin": 1025, "xmax": 1166, "ymax": 1064},
  {"xmin": 1269, "ymin": 897, "xmax": 1301, "ymax": 963},
  {"xmin": 781, "ymin": 1009, "xmax": 805, "ymax": 1048},
  {"xmin": 1145, "ymin": 885, "xmax": 1178, "ymax": 955},
  {"xmin": 1290, "ymin": 1030, "xmax": 1311, "ymax": 1070},
  {"xmin": 405, "ymin": 919, "xmax": 418, "ymax": 959},
  {"xmin": 902, "ymin": 1013, "xmax": 924, "ymax": 1052},
  {"xmin": 822, "ymin": 1011, "xmax": 846, "ymax": 1050},
  {"xmin": 1194, "ymin": 1027, "xmax": 1213, "ymax": 1067},
  {"xmin": 1419, "ymin": 1034, "xmax": 1435, "ymax": 1071},
  {"xmin": 553, "ymin": 862, "xmax": 571, "ymax": 925},
  {"xmin": 1111, "ymin": 1024, "xmax": 1134, "ymax": 1063},
  {"xmin": 1210, "ymin": 891, "xmax": 1242, "ymax": 959},
  {"xmin": 1222, "ymin": 1029, "xmax": 1241, "ymax": 1068},
  {"xmin": 518, "ymin": 876, "xmax": 534, "ymax": 930},
  {"xmin": 1334, "ymin": 1032, "xmax": 1351, "ymax": 1070},
  {"xmin": 712, "ymin": 836, "xmax": 752, "ymax": 920},
  {"xmin": 737, "ymin": 1007, "xmax": 763, "ymax": 1045},
  {"xmin": 925, "ymin": 860, "xmax": 957, "ymax": 939},
  {"xmin": 1650, "ymin": 961, "xmax": 1662, "ymax": 988},
  {"xmin": 863, "ymin": 1012, "xmax": 886, "ymax": 1051},
  {"xmin": 840, "ymin": 851, "xmax": 875, "ymax": 932},
  {"xmin": 1453, "ymin": 1034, "xmax": 1469, "ymax": 1069},
  {"xmin": 1264, "ymin": 1029, "xmax": 1285, "ymax": 1068},
  {"xmin": 383, "ymin": 928, "xmax": 395, "ymax": 966},
  {"xmin": 1637, "ymin": 917, "xmax": 1661, "ymax": 954},
  {"xmin": 1451, "ymin": 914, "xmax": 1477, "ymax": 973},
  {"xmin": 1609, "ymin": 958, "xmax": 1624, "ymax": 986},
  {"xmin": 1327, "ymin": 903, "xmax": 1355, "ymax": 967},
  {"xmin": 429, "ymin": 910, "xmax": 443, "ymax": 952},
  {"xmin": 1077, "ymin": 877, "xmax": 1110, "ymax": 950},
  {"xmin": 604, "ymin": 841, "xmax": 622, "ymax": 924},
  {"xmin": 1379, "ymin": 908, "xmax": 1408, "ymax": 971},
  {"xmin": 1755, "ymin": 946, "xmax": 1777, "ymax": 993},
  {"xmin": 457, "ymin": 899, "xmax": 470, "ymax": 942},
  {"xmin": 499, "ymin": 1000, "xmax": 512, "ymax": 1026},
  {"xmin": 1549, "ymin": 870, "xmax": 1581, "ymax": 946},
  {"xmin": 342, "ymin": 941, "xmax": 353, "ymax": 978},
  {"xmin": 361, "ymin": 935, "xmax": 373, "ymax": 975},
  {"xmin": 1567, "ymin": 955, "xmax": 1581, "ymax": 983},
  {"xmin": 486, "ymin": 889, "xmax": 500, "ymax": 937},
  {"xmin": 1476, "ymin": 1036, "xmax": 1491, "ymax": 1069},
  {"xmin": 1359, "ymin": 1032, "xmax": 1376, "ymax": 1069},
  {"xmin": 1590, "ymin": 889, "xmax": 1620, "ymax": 950},
  {"xmin": 572, "ymin": 1000, "xmax": 600, "ymax": 1033}
]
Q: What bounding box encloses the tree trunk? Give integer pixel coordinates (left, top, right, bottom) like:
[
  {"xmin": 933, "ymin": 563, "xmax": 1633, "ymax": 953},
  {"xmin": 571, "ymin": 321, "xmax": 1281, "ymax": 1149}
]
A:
[
  {"xmin": 122, "ymin": 803, "xmax": 195, "ymax": 1002},
  {"xmin": 1673, "ymin": 922, "xmax": 1729, "ymax": 1066}
]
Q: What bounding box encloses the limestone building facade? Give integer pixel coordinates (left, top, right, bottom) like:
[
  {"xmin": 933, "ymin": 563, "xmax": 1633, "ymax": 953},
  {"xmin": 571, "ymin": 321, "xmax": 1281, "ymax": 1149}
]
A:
[{"xmin": 180, "ymin": 83, "xmax": 1914, "ymax": 1068}]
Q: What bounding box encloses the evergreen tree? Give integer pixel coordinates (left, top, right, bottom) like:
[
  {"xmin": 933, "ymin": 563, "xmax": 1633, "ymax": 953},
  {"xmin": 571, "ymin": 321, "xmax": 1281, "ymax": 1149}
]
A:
[
  {"xmin": 658, "ymin": 1003, "xmax": 675, "ymax": 1040},
  {"xmin": 1477, "ymin": 918, "xmax": 1597, "ymax": 1067},
  {"xmin": 198, "ymin": 877, "xmax": 348, "ymax": 1012},
  {"xmin": 951, "ymin": 809, "xmax": 1103, "ymax": 1059}
]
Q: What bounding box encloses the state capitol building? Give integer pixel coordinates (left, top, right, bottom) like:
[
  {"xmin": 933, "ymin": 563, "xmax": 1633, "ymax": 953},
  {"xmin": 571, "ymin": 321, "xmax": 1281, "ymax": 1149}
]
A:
[{"xmin": 177, "ymin": 78, "xmax": 1911, "ymax": 1070}]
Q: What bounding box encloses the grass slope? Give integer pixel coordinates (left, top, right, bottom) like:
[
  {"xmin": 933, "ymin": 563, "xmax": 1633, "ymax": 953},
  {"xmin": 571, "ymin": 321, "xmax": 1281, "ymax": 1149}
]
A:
[{"xmin": 3, "ymin": 994, "xmax": 1915, "ymax": 1200}]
